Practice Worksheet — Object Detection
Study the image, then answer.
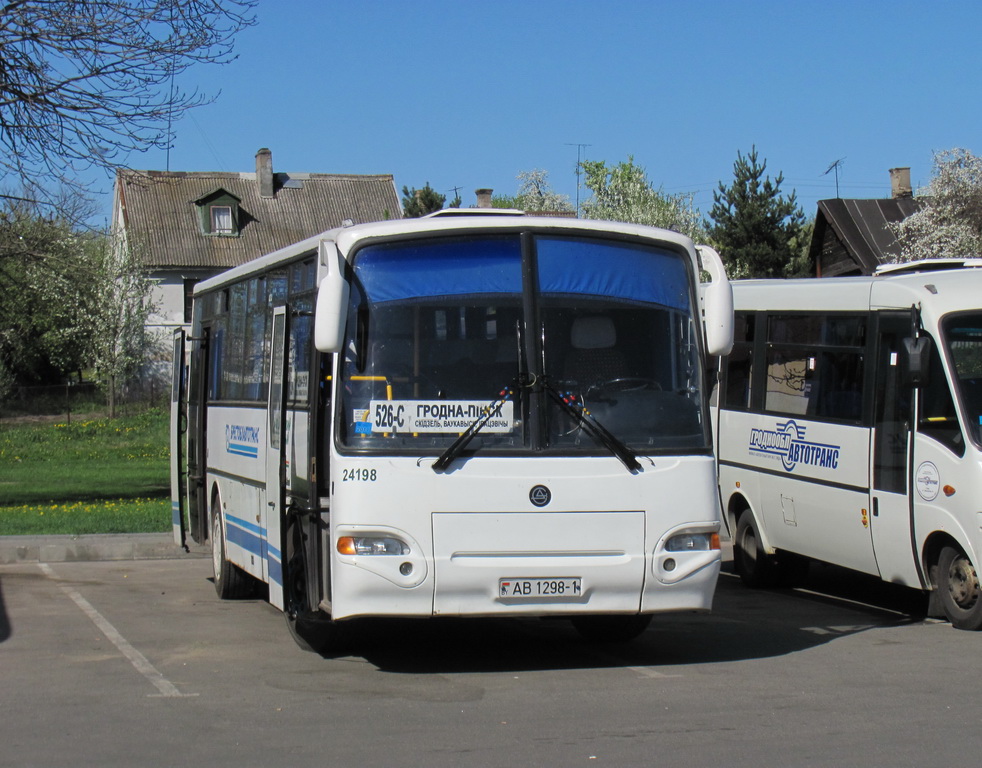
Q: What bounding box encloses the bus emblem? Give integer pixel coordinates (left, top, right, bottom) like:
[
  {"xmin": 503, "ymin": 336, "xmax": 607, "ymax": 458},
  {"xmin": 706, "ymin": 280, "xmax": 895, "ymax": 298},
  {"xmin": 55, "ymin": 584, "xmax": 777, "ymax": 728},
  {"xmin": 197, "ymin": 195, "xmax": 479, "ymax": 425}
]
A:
[
  {"xmin": 529, "ymin": 485, "xmax": 552, "ymax": 507},
  {"xmin": 915, "ymin": 462, "xmax": 940, "ymax": 501}
]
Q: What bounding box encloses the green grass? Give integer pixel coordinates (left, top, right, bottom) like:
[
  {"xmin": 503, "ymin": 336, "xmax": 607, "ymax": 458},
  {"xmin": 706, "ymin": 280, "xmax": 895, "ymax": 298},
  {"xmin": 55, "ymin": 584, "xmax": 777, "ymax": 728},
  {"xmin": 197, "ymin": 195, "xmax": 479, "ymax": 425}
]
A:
[
  {"xmin": 0, "ymin": 498, "xmax": 170, "ymax": 535},
  {"xmin": 0, "ymin": 409, "xmax": 170, "ymax": 535}
]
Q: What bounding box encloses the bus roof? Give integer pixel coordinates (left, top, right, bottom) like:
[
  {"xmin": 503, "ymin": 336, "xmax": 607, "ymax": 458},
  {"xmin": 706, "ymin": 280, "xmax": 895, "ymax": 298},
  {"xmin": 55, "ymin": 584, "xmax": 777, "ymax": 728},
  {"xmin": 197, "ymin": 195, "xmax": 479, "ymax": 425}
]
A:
[
  {"xmin": 194, "ymin": 215, "xmax": 700, "ymax": 296},
  {"xmin": 874, "ymin": 258, "xmax": 982, "ymax": 275},
  {"xmin": 731, "ymin": 266, "xmax": 982, "ymax": 315}
]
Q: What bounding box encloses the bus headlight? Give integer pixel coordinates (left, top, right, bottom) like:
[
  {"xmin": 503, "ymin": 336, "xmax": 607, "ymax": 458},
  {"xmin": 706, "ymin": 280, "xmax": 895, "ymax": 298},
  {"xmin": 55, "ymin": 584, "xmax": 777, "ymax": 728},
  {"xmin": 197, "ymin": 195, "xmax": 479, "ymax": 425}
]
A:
[
  {"xmin": 337, "ymin": 536, "xmax": 410, "ymax": 556},
  {"xmin": 665, "ymin": 532, "xmax": 720, "ymax": 552}
]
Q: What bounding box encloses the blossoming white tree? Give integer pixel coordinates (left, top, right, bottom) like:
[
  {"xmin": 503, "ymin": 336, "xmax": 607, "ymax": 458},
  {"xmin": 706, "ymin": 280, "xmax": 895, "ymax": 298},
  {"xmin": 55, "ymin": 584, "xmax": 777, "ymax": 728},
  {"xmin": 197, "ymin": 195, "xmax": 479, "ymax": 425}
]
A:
[
  {"xmin": 579, "ymin": 157, "xmax": 705, "ymax": 240},
  {"xmin": 890, "ymin": 148, "xmax": 982, "ymax": 262}
]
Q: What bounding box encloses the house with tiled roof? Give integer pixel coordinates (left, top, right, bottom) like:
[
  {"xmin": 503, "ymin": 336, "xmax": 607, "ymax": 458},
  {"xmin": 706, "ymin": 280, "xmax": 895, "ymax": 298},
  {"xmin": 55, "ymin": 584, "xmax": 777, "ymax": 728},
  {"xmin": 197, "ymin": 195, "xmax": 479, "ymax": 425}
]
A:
[
  {"xmin": 111, "ymin": 148, "xmax": 401, "ymax": 342},
  {"xmin": 809, "ymin": 167, "xmax": 926, "ymax": 276}
]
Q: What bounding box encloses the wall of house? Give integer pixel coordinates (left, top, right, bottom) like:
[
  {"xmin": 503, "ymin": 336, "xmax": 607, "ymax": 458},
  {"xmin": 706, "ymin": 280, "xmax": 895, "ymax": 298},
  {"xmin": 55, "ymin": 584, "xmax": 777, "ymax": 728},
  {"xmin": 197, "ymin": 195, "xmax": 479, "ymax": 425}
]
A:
[{"xmin": 147, "ymin": 268, "xmax": 217, "ymax": 336}]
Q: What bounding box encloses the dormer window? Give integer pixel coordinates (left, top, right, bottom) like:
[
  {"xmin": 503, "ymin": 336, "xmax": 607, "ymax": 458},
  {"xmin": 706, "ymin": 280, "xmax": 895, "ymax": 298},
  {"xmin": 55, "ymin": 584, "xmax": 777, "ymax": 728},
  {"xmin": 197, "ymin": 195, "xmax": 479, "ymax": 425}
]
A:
[
  {"xmin": 211, "ymin": 205, "xmax": 234, "ymax": 234},
  {"xmin": 194, "ymin": 188, "xmax": 242, "ymax": 237}
]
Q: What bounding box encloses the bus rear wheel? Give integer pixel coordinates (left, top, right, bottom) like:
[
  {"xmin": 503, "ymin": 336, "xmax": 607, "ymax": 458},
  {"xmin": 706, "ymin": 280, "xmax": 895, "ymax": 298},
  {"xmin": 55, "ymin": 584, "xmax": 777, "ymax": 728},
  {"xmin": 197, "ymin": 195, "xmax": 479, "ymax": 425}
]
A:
[
  {"xmin": 938, "ymin": 545, "xmax": 982, "ymax": 631},
  {"xmin": 212, "ymin": 509, "xmax": 254, "ymax": 600}
]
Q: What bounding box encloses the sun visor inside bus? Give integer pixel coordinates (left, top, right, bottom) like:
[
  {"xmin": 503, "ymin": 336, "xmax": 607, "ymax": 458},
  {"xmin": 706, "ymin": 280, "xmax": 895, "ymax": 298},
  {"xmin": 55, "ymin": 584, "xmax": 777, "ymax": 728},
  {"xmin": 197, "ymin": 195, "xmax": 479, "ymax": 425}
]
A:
[
  {"xmin": 537, "ymin": 238, "xmax": 690, "ymax": 311},
  {"xmin": 353, "ymin": 236, "xmax": 690, "ymax": 311},
  {"xmin": 354, "ymin": 238, "xmax": 523, "ymax": 303}
]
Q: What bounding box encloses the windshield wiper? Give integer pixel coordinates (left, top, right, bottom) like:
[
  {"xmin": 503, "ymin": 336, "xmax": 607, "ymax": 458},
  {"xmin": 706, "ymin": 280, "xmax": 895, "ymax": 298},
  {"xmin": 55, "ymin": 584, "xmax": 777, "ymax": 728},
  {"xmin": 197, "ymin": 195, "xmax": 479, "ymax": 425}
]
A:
[
  {"xmin": 541, "ymin": 378, "xmax": 642, "ymax": 473},
  {"xmin": 432, "ymin": 383, "xmax": 518, "ymax": 472}
]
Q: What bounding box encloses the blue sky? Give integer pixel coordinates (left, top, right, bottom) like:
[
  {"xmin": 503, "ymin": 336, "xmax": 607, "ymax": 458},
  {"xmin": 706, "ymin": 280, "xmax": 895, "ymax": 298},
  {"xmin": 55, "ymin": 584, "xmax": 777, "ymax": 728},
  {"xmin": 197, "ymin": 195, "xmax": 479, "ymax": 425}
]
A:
[{"xmin": 104, "ymin": 0, "xmax": 982, "ymax": 221}]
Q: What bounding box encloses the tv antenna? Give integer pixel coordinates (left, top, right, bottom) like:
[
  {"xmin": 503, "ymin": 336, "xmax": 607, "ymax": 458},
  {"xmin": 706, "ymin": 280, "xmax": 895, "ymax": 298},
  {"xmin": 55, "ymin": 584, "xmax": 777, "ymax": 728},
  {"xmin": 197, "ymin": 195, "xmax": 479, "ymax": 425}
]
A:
[
  {"xmin": 823, "ymin": 158, "xmax": 845, "ymax": 198},
  {"xmin": 566, "ymin": 142, "xmax": 591, "ymax": 216}
]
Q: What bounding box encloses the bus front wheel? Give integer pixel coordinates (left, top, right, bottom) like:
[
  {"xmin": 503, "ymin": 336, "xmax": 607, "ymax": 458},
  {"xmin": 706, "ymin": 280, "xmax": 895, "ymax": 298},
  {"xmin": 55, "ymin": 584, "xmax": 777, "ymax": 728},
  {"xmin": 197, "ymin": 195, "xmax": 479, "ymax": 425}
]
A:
[
  {"xmin": 284, "ymin": 517, "xmax": 349, "ymax": 655},
  {"xmin": 938, "ymin": 546, "xmax": 982, "ymax": 631}
]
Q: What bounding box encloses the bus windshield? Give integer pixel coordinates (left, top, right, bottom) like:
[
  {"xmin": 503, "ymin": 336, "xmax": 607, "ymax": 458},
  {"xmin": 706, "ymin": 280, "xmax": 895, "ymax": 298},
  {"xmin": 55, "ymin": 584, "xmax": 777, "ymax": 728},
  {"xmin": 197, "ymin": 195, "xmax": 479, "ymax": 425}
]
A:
[
  {"xmin": 338, "ymin": 232, "xmax": 707, "ymax": 457},
  {"xmin": 943, "ymin": 313, "xmax": 982, "ymax": 448}
]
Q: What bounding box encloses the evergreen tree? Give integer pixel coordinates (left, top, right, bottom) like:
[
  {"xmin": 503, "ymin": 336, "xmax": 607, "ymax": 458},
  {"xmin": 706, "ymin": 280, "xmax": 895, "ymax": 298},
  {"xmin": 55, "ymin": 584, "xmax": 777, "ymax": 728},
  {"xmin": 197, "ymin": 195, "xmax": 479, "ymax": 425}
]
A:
[
  {"xmin": 710, "ymin": 147, "xmax": 808, "ymax": 278},
  {"xmin": 402, "ymin": 183, "xmax": 446, "ymax": 217}
]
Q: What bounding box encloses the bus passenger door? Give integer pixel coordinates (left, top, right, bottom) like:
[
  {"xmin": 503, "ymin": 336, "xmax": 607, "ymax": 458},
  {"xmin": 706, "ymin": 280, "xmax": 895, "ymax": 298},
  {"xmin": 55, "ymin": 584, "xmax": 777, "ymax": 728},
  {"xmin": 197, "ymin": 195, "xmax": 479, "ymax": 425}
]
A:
[
  {"xmin": 265, "ymin": 307, "xmax": 289, "ymax": 609},
  {"xmin": 869, "ymin": 313, "xmax": 921, "ymax": 586},
  {"xmin": 185, "ymin": 326, "xmax": 211, "ymax": 545},
  {"xmin": 170, "ymin": 329, "xmax": 187, "ymax": 548}
]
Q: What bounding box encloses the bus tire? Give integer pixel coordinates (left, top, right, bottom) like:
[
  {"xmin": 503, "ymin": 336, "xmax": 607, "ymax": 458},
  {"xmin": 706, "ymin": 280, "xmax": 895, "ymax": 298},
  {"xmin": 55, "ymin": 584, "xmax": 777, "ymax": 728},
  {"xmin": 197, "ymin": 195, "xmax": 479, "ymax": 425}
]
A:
[
  {"xmin": 212, "ymin": 509, "xmax": 254, "ymax": 600},
  {"xmin": 938, "ymin": 545, "xmax": 982, "ymax": 631},
  {"xmin": 734, "ymin": 510, "xmax": 778, "ymax": 588},
  {"xmin": 283, "ymin": 516, "xmax": 349, "ymax": 655},
  {"xmin": 286, "ymin": 609, "xmax": 349, "ymax": 655},
  {"xmin": 571, "ymin": 614, "xmax": 652, "ymax": 643}
]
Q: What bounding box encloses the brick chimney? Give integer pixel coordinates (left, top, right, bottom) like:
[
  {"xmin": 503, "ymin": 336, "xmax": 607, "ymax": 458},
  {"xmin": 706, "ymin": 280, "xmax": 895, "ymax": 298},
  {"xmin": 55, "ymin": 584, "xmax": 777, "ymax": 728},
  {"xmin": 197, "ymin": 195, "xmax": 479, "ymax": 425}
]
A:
[
  {"xmin": 889, "ymin": 167, "xmax": 912, "ymax": 199},
  {"xmin": 256, "ymin": 148, "xmax": 274, "ymax": 199},
  {"xmin": 475, "ymin": 188, "xmax": 493, "ymax": 208}
]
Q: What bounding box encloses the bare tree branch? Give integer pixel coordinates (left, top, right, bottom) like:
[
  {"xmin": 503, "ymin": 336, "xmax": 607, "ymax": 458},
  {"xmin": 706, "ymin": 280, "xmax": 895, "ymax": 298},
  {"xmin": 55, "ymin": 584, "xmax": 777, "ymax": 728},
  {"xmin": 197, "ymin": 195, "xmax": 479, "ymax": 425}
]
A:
[{"xmin": 0, "ymin": 0, "xmax": 257, "ymax": 211}]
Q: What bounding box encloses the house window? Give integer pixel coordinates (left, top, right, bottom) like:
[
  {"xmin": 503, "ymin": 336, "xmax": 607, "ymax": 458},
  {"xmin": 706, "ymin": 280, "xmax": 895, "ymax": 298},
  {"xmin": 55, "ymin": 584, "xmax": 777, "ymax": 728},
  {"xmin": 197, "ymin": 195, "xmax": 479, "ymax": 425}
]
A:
[
  {"xmin": 210, "ymin": 206, "xmax": 234, "ymax": 234},
  {"xmin": 195, "ymin": 188, "xmax": 242, "ymax": 236}
]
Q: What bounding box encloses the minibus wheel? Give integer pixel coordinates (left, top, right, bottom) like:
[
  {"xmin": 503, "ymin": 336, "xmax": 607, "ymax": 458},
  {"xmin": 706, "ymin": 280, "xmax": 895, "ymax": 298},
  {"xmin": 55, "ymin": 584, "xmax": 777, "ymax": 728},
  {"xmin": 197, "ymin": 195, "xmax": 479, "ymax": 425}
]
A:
[
  {"xmin": 938, "ymin": 545, "xmax": 982, "ymax": 631},
  {"xmin": 734, "ymin": 510, "xmax": 778, "ymax": 588},
  {"xmin": 211, "ymin": 505, "xmax": 254, "ymax": 600}
]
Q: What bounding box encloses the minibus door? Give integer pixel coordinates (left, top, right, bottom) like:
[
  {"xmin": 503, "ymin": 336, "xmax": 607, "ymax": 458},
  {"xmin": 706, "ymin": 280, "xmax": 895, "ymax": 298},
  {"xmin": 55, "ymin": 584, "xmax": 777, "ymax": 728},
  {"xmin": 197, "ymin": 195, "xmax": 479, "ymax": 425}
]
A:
[
  {"xmin": 869, "ymin": 313, "xmax": 922, "ymax": 587},
  {"xmin": 265, "ymin": 307, "xmax": 289, "ymax": 609}
]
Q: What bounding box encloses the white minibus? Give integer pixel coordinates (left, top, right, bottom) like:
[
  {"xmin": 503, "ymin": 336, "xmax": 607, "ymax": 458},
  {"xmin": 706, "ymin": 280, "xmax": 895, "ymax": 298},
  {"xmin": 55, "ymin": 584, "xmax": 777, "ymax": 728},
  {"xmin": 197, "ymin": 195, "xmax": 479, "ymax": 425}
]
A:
[{"xmin": 715, "ymin": 260, "xmax": 982, "ymax": 628}]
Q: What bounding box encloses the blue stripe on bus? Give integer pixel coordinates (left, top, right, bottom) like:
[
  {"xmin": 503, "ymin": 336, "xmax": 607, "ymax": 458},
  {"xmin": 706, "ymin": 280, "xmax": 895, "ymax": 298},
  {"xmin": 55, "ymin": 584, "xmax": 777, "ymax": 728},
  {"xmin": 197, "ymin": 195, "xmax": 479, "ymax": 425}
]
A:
[
  {"xmin": 226, "ymin": 519, "xmax": 264, "ymax": 558},
  {"xmin": 227, "ymin": 443, "xmax": 259, "ymax": 458},
  {"xmin": 226, "ymin": 513, "xmax": 263, "ymax": 536},
  {"xmin": 223, "ymin": 514, "xmax": 283, "ymax": 588},
  {"xmin": 267, "ymin": 557, "xmax": 283, "ymax": 587}
]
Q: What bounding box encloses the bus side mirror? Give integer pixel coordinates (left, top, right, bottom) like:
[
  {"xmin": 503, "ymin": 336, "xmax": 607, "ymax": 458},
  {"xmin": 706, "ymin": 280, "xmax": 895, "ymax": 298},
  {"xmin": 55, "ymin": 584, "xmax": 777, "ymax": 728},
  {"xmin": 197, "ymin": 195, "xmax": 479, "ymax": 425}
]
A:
[
  {"xmin": 902, "ymin": 335, "xmax": 931, "ymax": 387},
  {"xmin": 696, "ymin": 245, "xmax": 734, "ymax": 357},
  {"xmin": 314, "ymin": 241, "xmax": 350, "ymax": 353}
]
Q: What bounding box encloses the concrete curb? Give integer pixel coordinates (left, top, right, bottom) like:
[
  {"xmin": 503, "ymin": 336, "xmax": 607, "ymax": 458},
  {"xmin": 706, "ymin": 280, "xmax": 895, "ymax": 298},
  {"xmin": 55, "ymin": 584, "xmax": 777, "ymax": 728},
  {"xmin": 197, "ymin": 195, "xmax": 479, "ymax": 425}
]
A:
[{"xmin": 0, "ymin": 533, "xmax": 209, "ymax": 565}]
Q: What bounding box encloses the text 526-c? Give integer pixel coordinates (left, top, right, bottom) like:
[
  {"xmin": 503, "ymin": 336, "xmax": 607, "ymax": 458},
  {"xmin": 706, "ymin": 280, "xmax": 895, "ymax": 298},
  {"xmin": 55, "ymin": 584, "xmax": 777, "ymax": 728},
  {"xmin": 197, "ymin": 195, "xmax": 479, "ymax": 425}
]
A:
[{"xmin": 342, "ymin": 468, "xmax": 377, "ymax": 482}]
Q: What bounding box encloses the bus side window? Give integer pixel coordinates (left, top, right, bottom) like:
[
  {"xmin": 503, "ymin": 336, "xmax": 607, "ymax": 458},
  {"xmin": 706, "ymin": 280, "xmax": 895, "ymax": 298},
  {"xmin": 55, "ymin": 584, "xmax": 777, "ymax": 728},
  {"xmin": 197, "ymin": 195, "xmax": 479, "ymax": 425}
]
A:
[{"xmin": 919, "ymin": 337, "xmax": 964, "ymax": 456}]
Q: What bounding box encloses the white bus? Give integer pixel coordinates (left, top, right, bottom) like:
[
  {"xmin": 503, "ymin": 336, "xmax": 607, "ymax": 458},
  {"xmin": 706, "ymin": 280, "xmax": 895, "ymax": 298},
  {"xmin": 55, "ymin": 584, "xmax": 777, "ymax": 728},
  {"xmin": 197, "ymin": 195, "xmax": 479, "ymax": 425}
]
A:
[
  {"xmin": 715, "ymin": 260, "xmax": 982, "ymax": 629},
  {"xmin": 171, "ymin": 212, "xmax": 734, "ymax": 650}
]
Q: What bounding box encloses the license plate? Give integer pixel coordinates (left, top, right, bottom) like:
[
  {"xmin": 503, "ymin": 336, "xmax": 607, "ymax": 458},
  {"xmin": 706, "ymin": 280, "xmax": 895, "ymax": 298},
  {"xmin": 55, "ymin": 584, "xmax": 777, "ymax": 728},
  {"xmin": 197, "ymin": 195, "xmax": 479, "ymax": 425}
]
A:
[{"xmin": 498, "ymin": 577, "xmax": 582, "ymax": 599}]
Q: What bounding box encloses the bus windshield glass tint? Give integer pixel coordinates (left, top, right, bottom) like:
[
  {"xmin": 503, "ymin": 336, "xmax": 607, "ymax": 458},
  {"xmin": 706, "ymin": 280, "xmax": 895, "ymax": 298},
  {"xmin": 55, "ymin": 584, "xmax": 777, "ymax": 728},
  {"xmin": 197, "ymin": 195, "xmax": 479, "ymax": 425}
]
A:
[{"xmin": 338, "ymin": 233, "xmax": 707, "ymax": 455}]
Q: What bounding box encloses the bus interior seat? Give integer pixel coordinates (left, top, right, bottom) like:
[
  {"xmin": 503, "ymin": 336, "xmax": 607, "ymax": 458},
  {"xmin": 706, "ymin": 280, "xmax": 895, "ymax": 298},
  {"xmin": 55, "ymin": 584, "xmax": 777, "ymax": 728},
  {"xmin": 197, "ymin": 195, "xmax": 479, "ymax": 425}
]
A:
[{"xmin": 563, "ymin": 315, "xmax": 629, "ymax": 389}]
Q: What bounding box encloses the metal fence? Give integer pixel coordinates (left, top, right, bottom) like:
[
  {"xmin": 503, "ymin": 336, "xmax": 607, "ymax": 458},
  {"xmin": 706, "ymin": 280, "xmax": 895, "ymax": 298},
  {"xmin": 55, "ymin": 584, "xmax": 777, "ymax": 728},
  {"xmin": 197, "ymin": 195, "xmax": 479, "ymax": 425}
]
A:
[{"xmin": 0, "ymin": 378, "xmax": 168, "ymax": 421}]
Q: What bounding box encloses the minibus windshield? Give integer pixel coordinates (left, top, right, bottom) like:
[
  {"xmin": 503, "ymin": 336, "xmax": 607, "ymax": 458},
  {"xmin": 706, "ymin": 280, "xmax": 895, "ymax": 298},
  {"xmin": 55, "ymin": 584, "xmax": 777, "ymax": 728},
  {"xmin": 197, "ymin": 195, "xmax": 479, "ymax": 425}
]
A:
[{"xmin": 943, "ymin": 313, "xmax": 982, "ymax": 448}]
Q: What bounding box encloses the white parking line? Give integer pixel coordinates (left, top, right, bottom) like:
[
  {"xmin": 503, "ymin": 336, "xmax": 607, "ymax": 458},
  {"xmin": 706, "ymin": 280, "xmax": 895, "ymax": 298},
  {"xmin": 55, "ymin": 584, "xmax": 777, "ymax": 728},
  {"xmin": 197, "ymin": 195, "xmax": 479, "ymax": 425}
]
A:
[{"xmin": 38, "ymin": 563, "xmax": 196, "ymax": 698}]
